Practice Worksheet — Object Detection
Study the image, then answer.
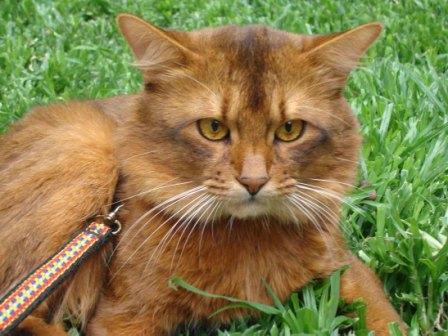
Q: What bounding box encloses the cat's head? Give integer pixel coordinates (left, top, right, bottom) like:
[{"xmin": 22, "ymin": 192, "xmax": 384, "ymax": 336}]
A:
[{"xmin": 117, "ymin": 14, "xmax": 381, "ymax": 226}]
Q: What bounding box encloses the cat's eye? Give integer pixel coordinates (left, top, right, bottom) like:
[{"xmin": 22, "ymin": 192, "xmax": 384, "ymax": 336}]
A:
[
  {"xmin": 275, "ymin": 120, "xmax": 305, "ymax": 142},
  {"xmin": 197, "ymin": 118, "xmax": 229, "ymax": 141}
]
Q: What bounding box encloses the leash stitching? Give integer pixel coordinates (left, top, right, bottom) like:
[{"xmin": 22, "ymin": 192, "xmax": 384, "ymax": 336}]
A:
[{"xmin": 0, "ymin": 222, "xmax": 114, "ymax": 335}]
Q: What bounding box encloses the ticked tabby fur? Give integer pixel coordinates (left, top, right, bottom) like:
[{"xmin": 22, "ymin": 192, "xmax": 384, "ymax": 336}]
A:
[{"xmin": 0, "ymin": 14, "xmax": 406, "ymax": 335}]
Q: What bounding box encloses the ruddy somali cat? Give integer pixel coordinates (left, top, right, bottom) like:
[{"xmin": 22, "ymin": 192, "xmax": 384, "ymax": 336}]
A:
[{"xmin": 0, "ymin": 14, "xmax": 407, "ymax": 335}]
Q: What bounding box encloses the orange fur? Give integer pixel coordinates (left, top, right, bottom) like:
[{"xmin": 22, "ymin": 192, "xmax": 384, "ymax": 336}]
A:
[
  {"xmin": 0, "ymin": 103, "xmax": 118, "ymax": 331},
  {"xmin": 0, "ymin": 15, "xmax": 406, "ymax": 335}
]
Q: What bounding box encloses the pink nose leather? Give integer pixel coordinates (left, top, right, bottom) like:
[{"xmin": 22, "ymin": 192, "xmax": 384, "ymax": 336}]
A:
[
  {"xmin": 237, "ymin": 154, "xmax": 270, "ymax": 195},
  {"xmin": 237, "ymin": 176, "xmax": 269, "ymax": 195}
]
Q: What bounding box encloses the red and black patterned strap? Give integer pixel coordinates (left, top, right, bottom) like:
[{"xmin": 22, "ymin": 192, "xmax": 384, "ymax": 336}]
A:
[{"xmin": 0, "ymin": 219, "xmax": 117, "ymax": 335}]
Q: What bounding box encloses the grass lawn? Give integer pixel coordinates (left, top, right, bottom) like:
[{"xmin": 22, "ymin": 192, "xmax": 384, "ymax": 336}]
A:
[{"xmin": 0, "ymin": 0, "xmax": 447, "ymax": 335}]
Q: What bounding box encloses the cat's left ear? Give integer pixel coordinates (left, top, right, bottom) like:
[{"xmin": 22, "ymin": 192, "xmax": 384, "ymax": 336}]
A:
[{"xmin": 305, "ymin": 22, "xmax": 382, "ymax": 78}]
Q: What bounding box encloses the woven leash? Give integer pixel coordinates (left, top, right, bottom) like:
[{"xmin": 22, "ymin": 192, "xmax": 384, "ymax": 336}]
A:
[{"xmin": 0, "ymin": 206, "xmax": 122, "ymax": 335}]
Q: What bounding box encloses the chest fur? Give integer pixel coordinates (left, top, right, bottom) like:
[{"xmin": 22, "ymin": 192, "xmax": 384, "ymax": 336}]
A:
[{"xmin": 111, "ymin": 210, "xmax": 341, "ymax": 322}]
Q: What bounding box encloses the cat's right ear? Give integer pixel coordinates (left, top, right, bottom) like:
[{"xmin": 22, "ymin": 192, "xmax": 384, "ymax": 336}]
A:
[{"xmin": 116, "ymin": 14, "xmax": 197, "ymax": 71}]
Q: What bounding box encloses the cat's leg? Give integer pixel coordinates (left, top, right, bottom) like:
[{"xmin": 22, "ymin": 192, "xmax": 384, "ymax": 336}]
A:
[
  {"xmin": 87, "ymin": 313, "xmax": 165, "ymax": 336},
  {"xmin": 7, "ymin": 301, "xmax": 67, "ymax": 335},
  {"xmin": 12, "ymin": 315, "xmax": 67, "ymax": 336},
  {"xmin": 340, "ymin": 255, "xmax": 407, "ymax": 335},
  {"xmin": 87, "ymin": 295, "xmax": 184, "ymax": 336}
]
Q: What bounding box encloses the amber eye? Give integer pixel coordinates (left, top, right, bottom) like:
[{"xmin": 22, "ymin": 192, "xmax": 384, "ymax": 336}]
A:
[
  {"xmin": 197, "ymin": 118, "xmax": 229, "ymax": 141},
  {"xmin": 275, "ymin": 120, "xmax": 305, "ymax": 142}
]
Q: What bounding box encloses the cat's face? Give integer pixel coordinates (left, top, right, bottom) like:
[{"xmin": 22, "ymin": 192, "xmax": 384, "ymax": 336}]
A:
[{"xmin": 118, "ymin": 15, "xmax": 381, "ymax": 225}]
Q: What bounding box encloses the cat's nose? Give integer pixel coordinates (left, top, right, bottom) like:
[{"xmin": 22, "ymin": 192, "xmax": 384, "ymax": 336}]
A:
[
  {"xmin": 237, "ymin": 175, "xmax": 269, "ymax": 196},
  {"xmin": 236, "ymin": 153, "xmax": 270, "ymax": 196}
]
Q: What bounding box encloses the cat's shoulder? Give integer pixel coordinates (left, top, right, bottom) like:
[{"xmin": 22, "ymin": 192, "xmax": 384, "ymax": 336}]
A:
[
  {"xmin": 89, "ymin": 94, "xmax": 139, "ymax": 125},
  {"xmin": 0, "ymin": 95, "xmax": 140, "ymax": 176},
  {"xmin": 3, "ymin": 94, "xmax": 138, "ymax": 133},
  {"xmin": 0, "ymin": 94, "xmax": 139, "ymax": 151},
  {"xmin": 0, "ymin": 97, "xmax": 127, "ymax": 295}
]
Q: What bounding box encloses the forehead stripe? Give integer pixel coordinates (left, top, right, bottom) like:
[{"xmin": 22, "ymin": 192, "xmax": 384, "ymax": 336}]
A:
[{"xmin": 236, "ymin": 28, "xmax": 269, "ymax": 112}]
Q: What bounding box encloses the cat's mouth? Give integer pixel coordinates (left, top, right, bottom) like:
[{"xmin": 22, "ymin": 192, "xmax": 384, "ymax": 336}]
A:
[
  {"xmin": 224, "ymin": 196, "xmax": 272, "ymax": 219},
  {"xmin": 246, "ymin": 195, "xmax": 258, "ymax": 202}
]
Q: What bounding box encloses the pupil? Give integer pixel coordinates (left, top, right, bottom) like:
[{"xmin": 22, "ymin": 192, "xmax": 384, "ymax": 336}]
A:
[
  {"xmin": 285, "ymin": 121, "xmax": 292, "ymax": 133},
  {"xmin": 211, "ymin": 120, "xmax": 220, "ymax": 132}
]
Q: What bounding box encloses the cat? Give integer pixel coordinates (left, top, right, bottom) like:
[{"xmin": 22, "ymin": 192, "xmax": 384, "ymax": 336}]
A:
[{"xmin": 0, "ymin": 14, "xmax": 407, "ymax": 335}]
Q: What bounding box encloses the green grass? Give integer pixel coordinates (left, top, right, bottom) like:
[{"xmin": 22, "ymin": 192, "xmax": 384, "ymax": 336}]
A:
[
  {"xmin": 1, "ymin": 0, "xmax": 447, "ymax": 335},
  {"xmin": 170, "ymin": 270, "xmax": 384, "ymax": 336}
]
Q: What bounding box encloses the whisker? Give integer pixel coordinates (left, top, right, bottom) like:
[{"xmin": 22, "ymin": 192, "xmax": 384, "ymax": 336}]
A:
[
  {"xmin": 121, "ymin": 186, "xmax": 205, "ymax": 244},
  {"xmin": 289, "ymin": 194, "xmax": 333, "ymax": 241},
  {"xmin": 288, "ymin": 196, "xmax": 324, "ymax": 242},
  {"xmin": 110, "ymin": 188, "xmax": 206, "ymax": 281},
  {"xmin": 295, "ymin": 182, "xmax": 362, "ymax": 213},
  {"xmin": 293, "ymin": 195, "xmax": 339, "ymax": 236},
  {"xmin": 334, "ymin": 157, "xmax": 360, "ymax": 164},
  {"xmin": 306, "ymin": 178, "xmax": 359, "ymax": 190},
  {"xmin": 288, "ymin": 195, "xmax": 333, "ymax": 253},
  {"xmin": 171, "ymin": 196, "xmax": 217, "ymax": 271},
  {"xmin": 109, "ymin": 185, "xmax": 204, "ymax": 260},
  {"xmin": 141, "ymin": 193, "xmax": 209, "ymax": 264},
  {"xmin": 282, "ymin": 200, "xmax": 300, "ymax": 226},
  {"xmin": 301, "ymin": 193, "xmax": 353, "ymax": 237},
  {"xmin": 122, "ymin": 149, "xmax": 165, "ymax": 162},
  {"xmin": 112, "ymin": 178, "xmax": 187, "ymax": 204},
  {"xmin": 198, "ymin": 199, "xmax": 221, "ymax": 252},
  {"xmin": 147, "ymin": 194, "xmax": 213, "ymax": 273},
  {"xmin": 289, "ymin": 195, "xmax": 321, "ymax": 229},
  {"xmin": 295, "ymin": 189, "xmax": 340, "ymax": 223},
  {"xmin": 293, "ymin": 186, "xmax": 357, "ymax": 238},
  {"xmin": 227, "ymin": 215, "xmax": 235, "ymax": 239},
  {"xmin": 209, "ymin": 201, "xmax": 224, "ymax": 243}
]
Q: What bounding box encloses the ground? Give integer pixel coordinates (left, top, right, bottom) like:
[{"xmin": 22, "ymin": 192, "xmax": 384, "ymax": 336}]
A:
[{"xmin": 0, "ymin": 0, "xmax": 447, "ymax": 335}]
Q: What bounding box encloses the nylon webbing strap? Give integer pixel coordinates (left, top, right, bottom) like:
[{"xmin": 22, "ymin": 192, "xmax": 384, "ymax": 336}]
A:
[{"xmin": 0, "ymin": 222, "xmax": 113, "ymax": 335}]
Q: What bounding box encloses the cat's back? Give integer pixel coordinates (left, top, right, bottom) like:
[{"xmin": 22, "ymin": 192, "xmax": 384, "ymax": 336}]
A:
[
  {"xmin": 0, "ymin": 94, "xmax": 139, "ymax": 172},
  {"xmin": 0, "ymin": 98, "xmax": 130, "ymax": 294},
  {"xmin": 0, "ymin": 100, "xmax": 119, "ymax": 180}
]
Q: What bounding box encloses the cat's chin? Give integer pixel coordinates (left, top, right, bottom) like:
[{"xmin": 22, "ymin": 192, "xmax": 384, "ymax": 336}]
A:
[{"xmin": 224, "ymin": 199, "xmax": 270, "ymax": 219}]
